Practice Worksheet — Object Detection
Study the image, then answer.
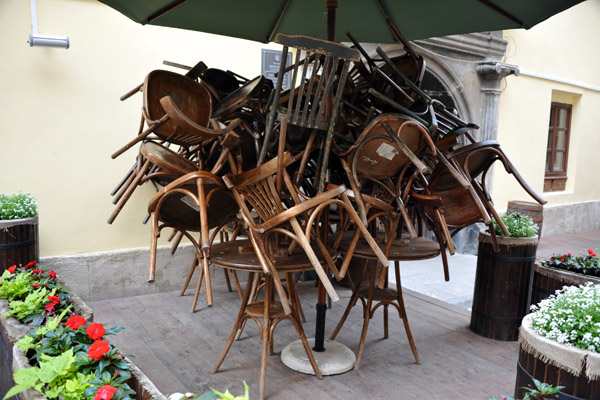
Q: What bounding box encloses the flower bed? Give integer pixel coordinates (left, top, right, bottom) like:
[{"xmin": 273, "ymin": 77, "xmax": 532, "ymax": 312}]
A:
[
  {"xmin": 515, "ymin": 284, "xmax": 600, "ymax": 399},
  {"xmin": 0, "ymin": 262, "xmax": 164, "ymax": 400},
  {"xmin": 530, "ymin": 249, "xmax": 600, "ymax": 307}
]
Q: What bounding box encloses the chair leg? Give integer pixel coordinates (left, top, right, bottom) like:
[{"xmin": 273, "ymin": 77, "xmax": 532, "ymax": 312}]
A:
[
  {"xmin": 394, "ymin": 261, "xmax": 420, "ymax": 364},
  {"xmin": 190, "ymin": 254, "xmax": 205, "ymax": 313},
  {"xmin": 383, "ymin": 304, "xmax": 389, "ymax": 339},
  {"xmin": 354, "ymin": 263, "xmax": 378, "ymax": 371},
  {"xmin": 223, "ymin": 269, "xmax": 233, "ymax": 292},
  {"xmin": 202, "ymin": 252, "xmax": 213, "ymax": 307},
  {"xmin": 258, "ymin": 276, "xmax": 273, "ymax": 400},
  {"xmin": 180, "ymin": 256, "xmax": 199, "ymax": 296},
  {"xmin": 329, "ymin": 258, "xmax": 367, "ymax": 340},
  {"xmin": 213, "ymin": 273, "xmax": 255, "ymax": 374}
]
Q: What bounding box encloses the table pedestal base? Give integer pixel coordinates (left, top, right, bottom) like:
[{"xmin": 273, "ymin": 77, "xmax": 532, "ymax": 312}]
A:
[{"xmin": 281, "ymin": 338, "xmax": 355, "ymax": 376}]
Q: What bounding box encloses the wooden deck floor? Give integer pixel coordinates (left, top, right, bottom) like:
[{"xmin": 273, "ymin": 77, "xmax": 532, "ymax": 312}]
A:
[{"xmin": 91, "ymin": 282, "xmax": 518, "ymax": 399}]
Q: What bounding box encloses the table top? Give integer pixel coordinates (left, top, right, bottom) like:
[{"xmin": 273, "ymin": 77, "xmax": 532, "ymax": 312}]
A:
[
  {"xmin": 337, "ymin": 232, "xmax": 440, "ymax": 261},
  {"xmin": 211, "ymin": 239, "xmax": 323, "ymax": 272}
]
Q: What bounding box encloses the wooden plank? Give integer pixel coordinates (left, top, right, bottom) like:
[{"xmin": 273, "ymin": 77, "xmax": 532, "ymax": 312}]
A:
[{"xmin": 90, "ymin": 279, "xmax": 520, "ymax": 399}]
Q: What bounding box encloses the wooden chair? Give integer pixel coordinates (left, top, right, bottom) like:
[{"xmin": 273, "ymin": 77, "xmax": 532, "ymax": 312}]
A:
[
  {"xmin": 334, "ymin": 112, "xmax": 436, "ymax": 225},
  {"xmin": 209, "ymin": 239, "xmax": 324, "ymax": 400},
  {"xmin": 427, "ymin": 139, "xmax": 547, "ymax": 251},
  {"xmin": 108, "ymin": 69, "xmax": 243, "ymax": 223},
  {"xmin": 222, "ymin": 151, "xmax": 389, "ymax": 314},
  {"xmin": 330, "ymin": 195, "xmax": 441, "ymax": 370},
  {"xmin": 257, "ymin": 34, "xmax": 361, "ymax": 193},
  {"xmin": 147, "ymin": 169, "xmax": 239, "ymax": 312}
]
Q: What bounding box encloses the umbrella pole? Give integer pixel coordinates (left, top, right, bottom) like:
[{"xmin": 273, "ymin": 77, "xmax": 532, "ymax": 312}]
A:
[{"xmin": 326, "ymin": 0, "xmax": 338, "ymax": 41}]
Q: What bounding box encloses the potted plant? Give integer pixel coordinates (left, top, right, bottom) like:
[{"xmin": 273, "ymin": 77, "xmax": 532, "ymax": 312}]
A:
[
  {"xmin": 0, "ymin": 193, "xmax": 39, "ymax": 273},
  {"xmin": 516, "ymin": 283, "xmax": 600, "ymax": 399},
  {"xmin": 470, "ymin": 212, "xmax": 539, "ymax": 341},
  {"xmin": 530, "ymin": 249, "xmax": 600, "ymax": 307}
]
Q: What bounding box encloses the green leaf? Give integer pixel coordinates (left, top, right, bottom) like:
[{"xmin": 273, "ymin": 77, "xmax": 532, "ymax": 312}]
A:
[{"xmin": 3, "ymin": 383, "xmax": 30, "ymax": 399}]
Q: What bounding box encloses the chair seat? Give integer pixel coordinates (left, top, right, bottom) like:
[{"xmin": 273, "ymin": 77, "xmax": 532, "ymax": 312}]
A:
[
  {"xmin": 210, "ymin": 239, "xmax": 331, "ymax": 272},
  {"xmin": 337, "ymin": 232, "xmax": 440, "ymax": 261},
  {"xmin": 357, "ymin": 286, "xmax": 398, "ymax": 301}
]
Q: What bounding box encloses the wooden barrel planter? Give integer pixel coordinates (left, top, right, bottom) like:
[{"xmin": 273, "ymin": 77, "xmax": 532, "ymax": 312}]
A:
[
  {"xmin": 0, "ymin": 217, "xmax": 39, "ymax": 273},
  {"xmin": 470, "ymin": 232, "xmax": 538, "ymax": 341},
  {"xmin": 506, "ymin": 200, "xmax": 544, "ymax": 239},
  {"xmin": 515, "ymin": 314, "xmax": 600, "ymax": 399},
  {"xmin": 530, "ymin": 263, "xmax": 600, "ymax": 309}
]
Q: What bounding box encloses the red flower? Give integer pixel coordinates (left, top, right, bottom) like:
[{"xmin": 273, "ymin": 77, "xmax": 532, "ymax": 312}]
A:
[
  {"xmin": 93, "ymin": 385, "xmax": 117, "ymax": 400},
  {"xmin": 32, "ymin": 269, "xmax": 43, "ymax": 274},
  {"xmin": 88, "ymin": 340, "xmax": 110, "ymax": 361},
  {"xmin": 568, "ymin": 253, "xmax": 572, "ymax": 257},
  {"xmin": 45, "ymin": 302, "xmax": 56, "ymax": 312},
  {"xmin": 47, "ymin": 270, "xmax": 57, "ymax": 279},
  {"xmin": 589, "ymin": 249, "xmax": 597, "ymax": 257},
  {"xmin": 560, "ymin": 256, "xmax": 564, "ymax": 262},
  {"xmin": 48, "ymin": 295, "xmax": 60, "ymax": 304},
  {"xmin": 31, "ymin": 283, "xmax": 40, "ymax": 288},
  {"xmin": 23, "ymin": 261, "xmax": 37, "ymax": 270},
  {"xmin": 113, "ymin": 370, "xmax": 119, "ymax": 377},
  {"xmin": 86, "ymin": 323, "xmax": 106, "ymax": 340},
  {"xmin": 65, "ymin": 315, "xmax": 86, "ymax": 330},
  {"xmin": 7, "ymin": 265, "xmax": 17, "ymax": 274}
]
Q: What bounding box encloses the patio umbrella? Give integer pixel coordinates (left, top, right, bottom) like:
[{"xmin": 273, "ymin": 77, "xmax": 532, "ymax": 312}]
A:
[{"xmin": 98, "ymin": 0, "xmax": 584, "ymax": 44}]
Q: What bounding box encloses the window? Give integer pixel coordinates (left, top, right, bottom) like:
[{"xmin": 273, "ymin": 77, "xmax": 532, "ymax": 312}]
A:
[{"xmin": 544, "ymin": 102, "xmax": 571, "ymax": 192}]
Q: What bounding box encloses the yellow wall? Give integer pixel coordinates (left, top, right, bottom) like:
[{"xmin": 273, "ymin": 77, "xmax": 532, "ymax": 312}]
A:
[
  {"xmin": 0, "ymin": 0, "xmax": 279, "ymax": 256},
  {"xmin": 494, "ymin": 0, "xmax": 600, "ymax": 209}
]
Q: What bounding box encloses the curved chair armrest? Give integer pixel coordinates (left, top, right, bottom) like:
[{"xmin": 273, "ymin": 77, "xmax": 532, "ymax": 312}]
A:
[
  {"xmin": 160, "ymin": 95, "xmax": 242, "ymax": 137},
  {"xmin": 148, "ymin": 171, "xmax": 227, "ymax": 213}
]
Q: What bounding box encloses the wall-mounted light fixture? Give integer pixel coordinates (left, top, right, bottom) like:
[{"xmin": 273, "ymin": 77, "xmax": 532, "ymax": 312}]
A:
[{"xmin": 28, "ymin": 0, "xmax": 69, "ymax": 49}]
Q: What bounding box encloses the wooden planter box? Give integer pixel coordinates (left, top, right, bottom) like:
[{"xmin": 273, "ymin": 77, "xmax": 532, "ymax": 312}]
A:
[
  {"xmin": 11, "ymin": 347, "xmax": 164, "ymax": 400},
  {"xmin": 515, "ymin": 314, "xmax": 600, "ymax": 399},
  {"xmin": 0, "ymin": 285, "xmax": 93, "ymax": 399},
  {"xmin": 530, "ymin": 262, "xmax": 600, "ymax": 308},
  {"xmin": 1, "ymin": 284, "xmax": 165, "ymax": 400},
  {"xmin": 470, "ymin": 232, "xmax": 538, "ymax": 341},
  {"xmin": 0, "ymin": 217, "xmax": 39, "ymax": 274}
]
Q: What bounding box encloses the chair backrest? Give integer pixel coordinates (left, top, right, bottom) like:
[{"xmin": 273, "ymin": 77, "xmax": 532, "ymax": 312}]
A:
[
  {"xmin": 224, "ymin": 152, "xmax": 295, "ymax": 224},
  {"xmin": 143, "ymin": 70, "xmax": 213, "ymax": 145},
  {"xmin": 351, "ymin": 113, "xmax": 434, "ymax": 180},
  {"xmin": 258, "ymin": 34, "xmax": 361, "ymax": 166}
]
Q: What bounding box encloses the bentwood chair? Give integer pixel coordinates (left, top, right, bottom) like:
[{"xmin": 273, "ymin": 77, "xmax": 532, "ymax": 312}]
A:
[
  {"xmin": 108, "ymin": 69, "xmax": 243, "ymax": 223},
  {"xmin": 258, "ymin": 34, "xmax": 361, "ymax": 194},
  {"xmin": 147, "ymin": 169, "xmax": 239, "ymax": 312},
  {"xmin": 427, "ymin": 139, "xmax": 547, "ymax": 250},
  {"xmin": 223, "ymin": 151, "xmax": 389, "ymax": 313},
  {"xmin": 330, "ymin": 184, "xmax": 441, "ymax": 370}
]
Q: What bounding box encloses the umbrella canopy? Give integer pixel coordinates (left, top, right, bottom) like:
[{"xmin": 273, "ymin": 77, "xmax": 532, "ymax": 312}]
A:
[{"xmin": 98, "ymin": 0, "xmax": 584, "ymax": 43}]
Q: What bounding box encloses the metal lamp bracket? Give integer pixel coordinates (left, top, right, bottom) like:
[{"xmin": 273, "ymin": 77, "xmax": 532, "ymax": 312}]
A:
[{"xmin": 28, "ymin": 0, "xmax": 69, "ymax": 49}]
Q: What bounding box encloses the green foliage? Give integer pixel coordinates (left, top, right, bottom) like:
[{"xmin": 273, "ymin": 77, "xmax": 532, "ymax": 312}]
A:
[
  {"xmin": 493, "ymin": 211, "xmax": 538, "ymax": 238},
  {"xmin": 489, "ymin": 377, "xmax": 564, "ymax": 399},
  {"xmin": 168, "ymin": 382, "xmax": 250, "ymax": 400},
  {"xmin": 541, "ymin": 249, "xmax": 600, "ymax": 277},
  {"xmin": 3, "ymin": 287, "xmax": 52, "ymax": 322},
  {"xmin": 531, "ymin": 283, "xmax": 600, "ymax": 352},
  {"xmin": 3, "ymin": 349, "xmax": 94, "ymax": 400},
  {"xmin": 0, "ymin": 192, "xmax": 38, "ymax": 220},
  {"xmin": 0, "ymin": 270, "xmax": 36, "ymax": 301}
]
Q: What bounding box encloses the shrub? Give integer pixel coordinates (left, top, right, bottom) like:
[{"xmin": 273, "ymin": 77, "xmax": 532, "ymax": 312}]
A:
[
  {"xmin": 0, "ymin": 192, "xmax": 38, "ymax": 220},
  {"xmin": 493, "ymin": 212, "xmax": 538, "ymax": 238}
]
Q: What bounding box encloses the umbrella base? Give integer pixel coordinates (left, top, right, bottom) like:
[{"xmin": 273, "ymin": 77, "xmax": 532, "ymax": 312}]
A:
[{"xmin": 281, "ymin": 338, "xmax": 355, "ymax": 376}]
